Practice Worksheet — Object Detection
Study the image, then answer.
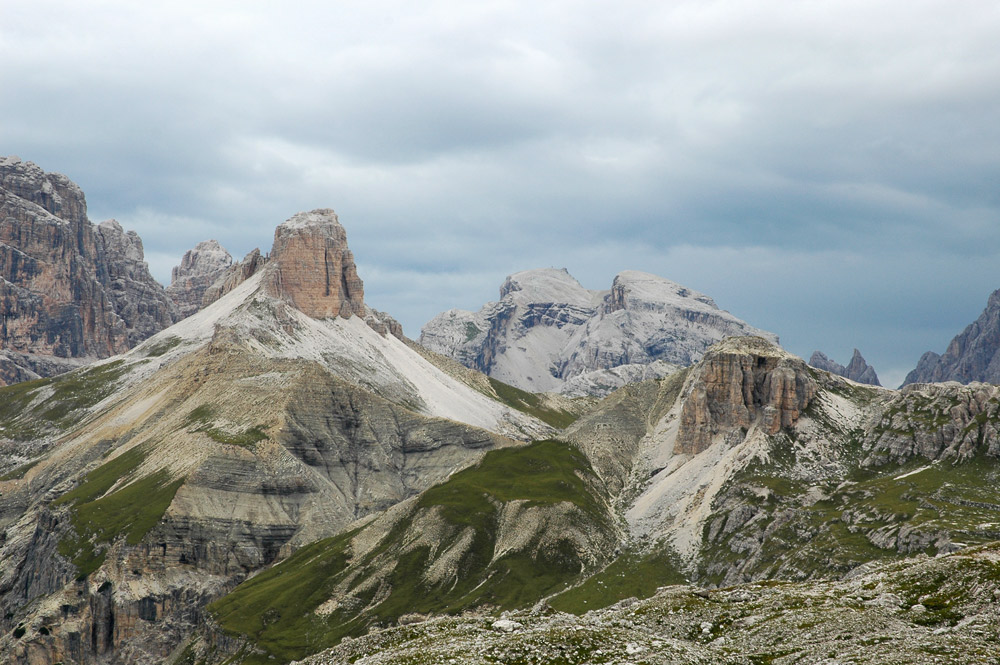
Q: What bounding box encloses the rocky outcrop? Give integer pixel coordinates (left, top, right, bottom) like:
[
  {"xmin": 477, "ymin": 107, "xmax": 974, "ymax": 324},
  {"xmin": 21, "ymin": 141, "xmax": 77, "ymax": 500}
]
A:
[
  {"xmin": 903, "ymin": 288, "xmax": 1000, "ymax": 386},
  {"xmin": 675, "ymin": 337, "xmax": 817, "ymax": 455},
  {"xmin": 263, "ymin": 209, "xmax": 364, "ymax": 320},
  {"xmin": 420, "ymin": 268, "xmax": 776, "ymax": 395},
  {"xmin": 166, "ymin": 240, "xmax": 233, "ymax": 318},
  {"xmin": 0, "ymin": 156, "xmax": 177, "ymax": 385},
  {"xmin": 864, "ymin": 381, "xmax": 1000, "ymax": 464},
  {"xmin": 364, "ymin": 306, "xmax": 405, "ymax": 340},
  {"xmin": 809, "ymin": 349, "xmax": 881, "ymax": 386},
  {"xmin": 201, "ymin": 247, "xmax": 267, "ymax": 307},
  {"xmin": 300, "ymin": 543, "xmax": 1000, "ymax": 665}
]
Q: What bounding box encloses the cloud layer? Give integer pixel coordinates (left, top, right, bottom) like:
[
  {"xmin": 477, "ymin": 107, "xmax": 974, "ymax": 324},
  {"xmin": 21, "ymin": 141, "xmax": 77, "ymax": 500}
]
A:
[{"xmin": 4, "ymin": 1, "xmax": 1000, "ymax": 387}]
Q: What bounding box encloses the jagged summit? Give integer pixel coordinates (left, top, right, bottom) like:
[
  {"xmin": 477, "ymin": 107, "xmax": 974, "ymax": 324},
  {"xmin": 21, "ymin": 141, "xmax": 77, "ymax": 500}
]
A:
[
  {"xmin": 903, "ymin": 287, "xmax": 1000, "ymax": 386},
  {"xmin": 170, "ymin": 239, "xmax": 232, "ymax": 283},
  {"xmin": 0, "ymin": 157, "xmax": 177, "ymax": 384},
  {"xmin": 809, "ymin": 348, "xmax": 881, "ymax": 386},
  {"xmin": 607, "ymin": 270, "xmax": 718, "ymax": 311},
  {"xmin": 420, "ymin": 267, "xmax": 778, "ymax": 395},
  {"xmin": 166, "ymin": 240, "xmax": 234, "ymax": 319}
]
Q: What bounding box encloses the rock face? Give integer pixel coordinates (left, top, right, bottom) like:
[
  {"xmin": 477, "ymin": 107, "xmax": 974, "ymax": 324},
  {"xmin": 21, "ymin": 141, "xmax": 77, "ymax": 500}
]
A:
[
  {"xmin": 809, "ymin": 349, "xmax": 881, "ymax": 386},
  {"xmin": 201, "ymin": 247, "xmax": 268, "ymax": 307},
  {"xmin": 166, "ymin": 240, "xmax": 233, "ymax": 318},
  {"xmin": 903, "ymin": 288, "xmax": 1000, "ymax": 386},
  {"xmin": 420, "ymin": 268, "xmax": 777, "ymax": 395},
  {"xmin": 675, "ymin": 337, "xmax": 817, "ymax": 455},
  {"xmin": 263, "ymin": 210, "xmax": 365, "ymax": 320},
  {"xmin": 0, "ymin": 156, "xmax": 177, "ymax": 384}
]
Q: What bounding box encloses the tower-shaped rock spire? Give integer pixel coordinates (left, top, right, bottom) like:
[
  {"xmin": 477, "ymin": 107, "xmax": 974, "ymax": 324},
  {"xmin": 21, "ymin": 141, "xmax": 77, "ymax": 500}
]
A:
[{"xmin": 264, "ymin": 209, "xmax": 365, "ymax": 319}]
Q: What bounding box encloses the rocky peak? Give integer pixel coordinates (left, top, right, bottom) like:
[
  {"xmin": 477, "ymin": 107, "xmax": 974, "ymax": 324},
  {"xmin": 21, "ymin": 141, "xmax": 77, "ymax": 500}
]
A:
[
  {"xmin": 675, "ymin": 337, "xmax": 818, "ymax": 455},
  {"xmin": 201, "ymin": 248, "xmax": 268, "ymax": 308},
  {"xmin": 95, "ymin": 218, "xmax": 177, "ymax": 345},
  {"xmin": 903, "ymin": 287, "xmax": 1000, "ymax": 386},
  {"xmin": 421, "ymin": 267, "xmax": 778, "ymax": 395},
  {"xmin": 606, "ymin": 270, "xmax": 717, "ymax": 314},
  {"xmin": 166, "ymin": 239, "xmax": 234, "ymax": 319},
  {"xmin": 499, "ymin": 268, "xmax": 596, "ymax": 307},
  {"xmin": 263, "ymin": 209, "xmax": 365, "ymax": 319},
  {"xmin": 0, "ymin": 155, "xmax": 87, "ymax": 225},
  {"xmin": 0, "ymin": 157, "xmax": 177, "ymax": 383},
  {"xmin": 809, "ymin": 349, "xmax": 881, "ymax": 386},
  {"xmin": 97, "ymin": 219, "xmax": 146, "ymax": 274},
  {"xmin": 170, "ymin": 239, "xmax": 232, "ymax": 283}
]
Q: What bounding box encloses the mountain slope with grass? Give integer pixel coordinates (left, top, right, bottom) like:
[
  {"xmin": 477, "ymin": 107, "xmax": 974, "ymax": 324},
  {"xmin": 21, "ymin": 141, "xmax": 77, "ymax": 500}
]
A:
[
  {"xmin": 204, "ymin": 439, "xmax": 619, "ymax": 664},
  {"xmin": 169, "ymin": 335, "xmax": 1000, "ymax": 665},
  {"xmin": 0, "ymin": 210, "xmax": 563, "ymax": 665}
]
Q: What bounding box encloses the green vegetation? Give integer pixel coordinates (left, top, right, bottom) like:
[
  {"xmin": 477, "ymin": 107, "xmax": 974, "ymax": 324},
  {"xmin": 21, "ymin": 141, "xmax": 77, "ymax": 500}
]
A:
[
  {"xmin": 143, "ymin": 336, "xmax": 184, "ymax": 357},
  {"xmin": 488, "ymin": 377, "xmax": 579, "ymax": 429},
  {"xmin": 418, "ymin": 438, "xmax": 604, "ymax": 520},
  {"xmin": 0, "ymin": 375, "xmax": 54, "ymax": 439},
  {"xmin": 463, "ymin": 322, "xmax": 481, "ymax": 342},
  {"xmin": 549, "ymin": 547, "xmax": 687, "ymax": 614},
  {"xmin": 210, "ymin": 439, "xmax": 612, "ymax": 664},
  {"xmin": 39, "ymin": 360, "xmax": 129, "ymax": 424},
  {"xmin": 0, "ymin": 360, "xmax": 130, "ymax": 439},
  {"xmin": 185, "ymin": 405, "xmax": 269, "ymax": 447},
  {"xmin": 0, "ymin": 458, "xmax": 41, "ymax": 481},
  {"xmin": 701, "ymin": 438, "xmax": 1000, "ymax": 585},
  {"xmin": 54, "ymin": 446, "xmax": 184, "ymax": 579}
]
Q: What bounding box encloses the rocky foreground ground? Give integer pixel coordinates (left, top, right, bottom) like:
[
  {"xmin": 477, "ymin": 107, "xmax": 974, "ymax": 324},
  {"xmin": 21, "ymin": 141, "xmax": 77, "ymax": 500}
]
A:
[{"xmin": 301, "ymin": 543, "xmax": 1000, "ymax": 665}]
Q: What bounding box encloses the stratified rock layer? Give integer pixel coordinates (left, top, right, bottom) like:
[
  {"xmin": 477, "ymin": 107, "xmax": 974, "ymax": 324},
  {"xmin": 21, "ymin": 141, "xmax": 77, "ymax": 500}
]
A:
[
  {"xmin": 809, "ymin": 348, "xmax": 881, "ymax": 386},
  {"xmin": 675, "ymin": 337, "xmax": 817, "ymax": 455},
  {"xmin": 0, "ymin": 156, "xmax": 177, "ymax": 384}
]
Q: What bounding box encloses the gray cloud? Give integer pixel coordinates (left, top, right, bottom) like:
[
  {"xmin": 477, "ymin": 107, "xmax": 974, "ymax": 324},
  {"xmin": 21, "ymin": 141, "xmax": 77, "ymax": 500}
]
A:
[{"xmin": 3, "ymin": 1, "xmax": 1000, "ymax": 386}]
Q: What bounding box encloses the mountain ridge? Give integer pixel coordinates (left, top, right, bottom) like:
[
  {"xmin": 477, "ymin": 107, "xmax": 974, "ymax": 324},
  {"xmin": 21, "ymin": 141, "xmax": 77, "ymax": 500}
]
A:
[
  {"xmin": 904, "ymin": 287, "xmax": 1000, "ymax": 386},
  {"xmin": 420, "ymin": 268, "xmax": 777, "ymax": 396}
]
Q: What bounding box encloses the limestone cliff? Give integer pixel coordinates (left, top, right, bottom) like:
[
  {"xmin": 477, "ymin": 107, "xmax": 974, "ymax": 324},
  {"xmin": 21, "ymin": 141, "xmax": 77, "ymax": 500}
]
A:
[
  {"xmin": 0, "ymin": 156, "xmax": 177, "ymax": 385},
  {"xmin": 201, "ymin": 247, "xmax": 268, "ymax": 307},
  {"xmin": 263, "ymin": 209, "xmax": 365, "ymax": 320},
  {"xmin": 675, "ymin": 337, "xmax": 817, "ymax": 455},
  {"xmin": 0, "ymin": 208, "xmax": 554, "ymax": 664}
]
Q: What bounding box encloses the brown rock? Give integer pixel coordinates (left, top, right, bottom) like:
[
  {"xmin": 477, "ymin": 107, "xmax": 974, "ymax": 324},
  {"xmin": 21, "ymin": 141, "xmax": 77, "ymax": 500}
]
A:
[
  {"xmin": 675, "ymin": 337, "xmax": 817, "ymax": 454},
  {"xmin": 263, "ymin": 209, "xmax": 365, "ymax": 319},
  {"xmin": 201, "ymin": 247, "xmax": 267, "ymax": 307}
]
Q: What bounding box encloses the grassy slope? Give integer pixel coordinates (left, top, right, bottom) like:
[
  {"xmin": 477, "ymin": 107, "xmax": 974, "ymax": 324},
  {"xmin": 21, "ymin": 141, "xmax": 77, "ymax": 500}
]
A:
[
  {"xmin": 53, "ymin": 446, "xmax": 184, "ymax": 579},
  {"xmin": 549, "ymin": 547, "xmax": 688, "ymax": 614},
  {"xmin": 700, "ymin": 419, "xmax": 1000, "ymax": 585},
  {"xmin": 487, "ymin": 377, "xmax": 581, "ymax": 429},
  {"xmin": 209, "ymin": 439, "xmax": 613, "ymax": 664},
  {"xmin": 0, "ymin": 360, "xmax": 129, "ymax": 441}
]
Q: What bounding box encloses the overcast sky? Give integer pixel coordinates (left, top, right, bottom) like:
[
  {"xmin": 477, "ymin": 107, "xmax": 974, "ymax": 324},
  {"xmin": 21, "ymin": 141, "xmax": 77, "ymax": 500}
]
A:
[{"xmin": 3, "ymin": 1, "xmax": 1000, "ymax": 387}]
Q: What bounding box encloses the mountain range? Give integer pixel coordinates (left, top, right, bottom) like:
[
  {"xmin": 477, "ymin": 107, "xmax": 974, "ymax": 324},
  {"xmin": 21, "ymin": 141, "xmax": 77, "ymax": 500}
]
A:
[
  {"xmin": 419, "ymin": 268, "xmax": 777, "ymax": 396},
  {"xmin": 3, "ymin": 160, "xmax": 1000, "ymax": 664}
]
